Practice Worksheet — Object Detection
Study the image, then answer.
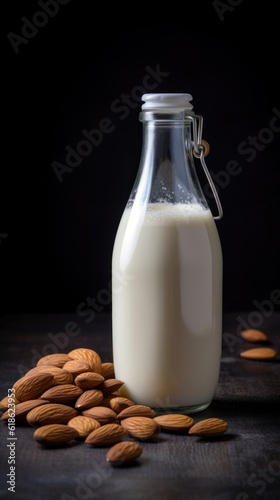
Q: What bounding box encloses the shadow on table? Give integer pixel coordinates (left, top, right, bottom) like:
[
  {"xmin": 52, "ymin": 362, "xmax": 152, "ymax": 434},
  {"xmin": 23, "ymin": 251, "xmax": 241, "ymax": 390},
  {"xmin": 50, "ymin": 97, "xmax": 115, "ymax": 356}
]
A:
[{"xmin": 203, "ymin": 397, "xmax": 280, "ymax": 419}]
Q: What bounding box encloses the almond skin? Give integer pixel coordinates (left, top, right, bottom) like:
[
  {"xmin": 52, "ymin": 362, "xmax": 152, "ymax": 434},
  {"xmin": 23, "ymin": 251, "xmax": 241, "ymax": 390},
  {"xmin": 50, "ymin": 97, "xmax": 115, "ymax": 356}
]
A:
[
  {"xmin": 101, "ymin": 362, "xmax": 115, "ymax": 380},
  {"xmin": 67, "ymin": 416, "xmax": 101, "ymax": 439},
  {"xmin": 101, "ymin": 393, "xmax": 121, "ymax": 408},
  {"xmin": 1, "ymin": 400, "xmax": 48, "ymax": 422},
  {"xmin": 188, "ymin": 418, "xmax": 228, "ymax": 437},
  {"xmin": 110, "ymin": 397, "xmax": 135, "ymax": 414},
  {"xmin": 240, "ymin": 347, "xmax": 277, "ymax": 360},
  {"xmin": 85, "ymin": 423, "xmax": 126, "ymax": 447},
  {"xmin": 106, "ymin": 441, "xmax": 143, "ymax": 466},
  {"xmin": 121, "ymin": 416, "xmax": 160, "ymax": 441},
  {"xmin": 75, "ymin": 390, "xmax": 103, "ymax": 410},
  {"xmin": 13, "ymin": 373, "xmax": 54, "ymax": 401},
  {"xmin": 118, "ymin": 405, "xmax": 155, "ymax": 420},
  {"xmin": 33, "ymin": 423, "xmax": 78, "ymax": 445},
  {"xmin": 82, "ymin": 406, "xmax": 118, "ymax": 425},
  {"xmin": 97, "ymin": 379, "xmax": 124, "ymax": 395},
  {"xmin": 26, "ymin": 403, "xmax": 78, "ymax": 427},
  {"xmin": 153, "ymin": 414, "xmax": 194, "ymax": 432},
  {"xmin": 40, "ymin": 384, "xmax": 83, "ymax": 404},
  {"xmin": 68, "ymin": 348, "xmax": 102, "ymax": 374},
  {"xmin": 0, "ymin": 395, "xmax": 21, "ymax": 412},
  {"xmin": 63, "ymin": 359, "xmax": 91, "ymax": 377},
  {"xmin": 74, "ymin": 372, "xmax": 104, "ymax": 389},
  {"xmin": 24, "ymin": 365, "xmax": 73, "ymax": 385},
  {"xmin": 240, "ymin": 329, "xmax": 268, "ymax": 342},
  {"xmin": 37, "ymin": 353, "xmax": 72, "ymax": 367}
]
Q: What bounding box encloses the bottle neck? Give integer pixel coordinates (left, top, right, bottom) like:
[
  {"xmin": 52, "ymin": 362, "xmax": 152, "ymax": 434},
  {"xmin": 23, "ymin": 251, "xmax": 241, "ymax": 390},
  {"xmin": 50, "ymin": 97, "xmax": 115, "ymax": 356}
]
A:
[
  {"xmin": 128, "ymin": 114, "xmax": 207, "ymax": 208},
  {"xmin": 143, "ymin": 121, "xmax": 188, "ymax": 173}
]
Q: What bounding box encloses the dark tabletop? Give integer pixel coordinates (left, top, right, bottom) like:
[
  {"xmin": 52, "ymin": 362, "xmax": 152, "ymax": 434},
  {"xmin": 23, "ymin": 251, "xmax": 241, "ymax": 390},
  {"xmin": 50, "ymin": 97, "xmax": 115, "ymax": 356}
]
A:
[{"xmin": 0, "ymin": 313, "xmax": 279, "ymax": 500}]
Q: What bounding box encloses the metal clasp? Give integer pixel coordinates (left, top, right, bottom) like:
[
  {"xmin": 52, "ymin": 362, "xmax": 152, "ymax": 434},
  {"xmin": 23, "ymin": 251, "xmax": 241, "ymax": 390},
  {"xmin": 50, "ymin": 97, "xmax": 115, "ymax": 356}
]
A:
[{"xmin": 187, "ymin": 114, "xmax": 223, "ymax": 220}]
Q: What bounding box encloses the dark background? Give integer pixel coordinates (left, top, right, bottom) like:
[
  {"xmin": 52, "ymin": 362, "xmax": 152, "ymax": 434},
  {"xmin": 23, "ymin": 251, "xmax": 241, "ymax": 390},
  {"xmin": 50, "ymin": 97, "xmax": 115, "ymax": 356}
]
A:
[{"xmin": 1, "ymin": 1, "xmax": 280, "ymax": 315}]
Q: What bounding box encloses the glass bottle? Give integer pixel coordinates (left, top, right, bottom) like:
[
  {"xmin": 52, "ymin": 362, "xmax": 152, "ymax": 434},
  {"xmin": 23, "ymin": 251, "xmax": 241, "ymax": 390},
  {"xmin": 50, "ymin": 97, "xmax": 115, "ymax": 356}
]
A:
[{"xmin": 112, "ymin": 93, "xmax": 223, "ymax": 413}]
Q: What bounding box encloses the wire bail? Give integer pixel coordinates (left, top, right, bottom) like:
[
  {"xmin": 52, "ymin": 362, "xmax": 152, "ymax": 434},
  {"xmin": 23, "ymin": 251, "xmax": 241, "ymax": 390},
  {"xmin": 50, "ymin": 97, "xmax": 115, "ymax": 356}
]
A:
[{"xmin": 188, "ymin": 114, "xmax": 223, "ymax": 220}]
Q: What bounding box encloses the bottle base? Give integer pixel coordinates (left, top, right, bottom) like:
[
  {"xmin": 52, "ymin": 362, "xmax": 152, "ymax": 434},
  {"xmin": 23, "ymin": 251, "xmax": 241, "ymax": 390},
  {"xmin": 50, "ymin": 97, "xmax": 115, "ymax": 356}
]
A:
[{"xmin": 153, "ymin": 401, "xmax": 211, "ymax": 415}]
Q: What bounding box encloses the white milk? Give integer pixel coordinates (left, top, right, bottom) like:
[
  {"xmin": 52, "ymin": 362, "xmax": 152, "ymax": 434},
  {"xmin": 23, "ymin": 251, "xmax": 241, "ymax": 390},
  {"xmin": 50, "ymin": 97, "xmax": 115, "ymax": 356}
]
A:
[{"xmin": 112, "ymin": 203, "xmax": 222, "ymax": 411}]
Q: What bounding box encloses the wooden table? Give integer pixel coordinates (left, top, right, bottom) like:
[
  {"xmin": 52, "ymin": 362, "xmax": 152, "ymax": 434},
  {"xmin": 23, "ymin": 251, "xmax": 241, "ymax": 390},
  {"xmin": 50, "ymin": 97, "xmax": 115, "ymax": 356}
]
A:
[{"xmin": 0, "ymin": 313, "xmax": 279, "ymax": 500}]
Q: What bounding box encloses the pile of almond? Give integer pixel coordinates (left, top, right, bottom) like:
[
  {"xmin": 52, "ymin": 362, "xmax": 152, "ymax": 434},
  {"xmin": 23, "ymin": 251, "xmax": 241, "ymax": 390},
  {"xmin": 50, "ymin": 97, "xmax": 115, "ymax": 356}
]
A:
[{"xmin": 0, "ymin": 348, "xmax": 228, "ymax": 466}]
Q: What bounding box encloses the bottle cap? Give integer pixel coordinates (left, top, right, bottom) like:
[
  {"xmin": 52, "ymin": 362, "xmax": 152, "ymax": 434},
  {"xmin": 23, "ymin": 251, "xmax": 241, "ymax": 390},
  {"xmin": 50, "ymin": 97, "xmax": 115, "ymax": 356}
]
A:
[{"xmin": 141, "ymin": 93, "xmax": 193, "ymax": 111}]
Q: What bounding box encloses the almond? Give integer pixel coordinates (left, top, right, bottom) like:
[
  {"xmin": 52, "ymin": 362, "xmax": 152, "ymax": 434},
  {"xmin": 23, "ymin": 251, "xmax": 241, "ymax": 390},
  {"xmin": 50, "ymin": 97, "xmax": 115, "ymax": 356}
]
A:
[
  {"xmin": 23, "ymin": 366, "xmax": 45, "ymax": 377},
  {"xmin": 97, "ymin": 379, "xmax": 124, "ymax": 395},
  {"xmin": 40, "ymin": 384, "xmax": 83, "ymax": 404},
  {"xmin": 82, "ymin": 406, "xmax": 118, "ymax": 425},
  {"xmin": 110, "ymin": 397, "xmax": 135, "ymax": 414},
  {"xmin": 33, "ymin": 423, "xmax": 78, "ymax": 445},
  {"xmin": 106, "ymin": 441, "xmax": 143, "ymax": 466},
  {"xmin": 13, "ymin": 373, "xmax": 54, "ymax": 401},
  {"xmin": 67, "ymin": 416, "xmax": 101, "ymax": 439},
  {"xmin": 75, "ymin": 390, "xmax": 103, "ymax": 410},
  {"xmin": 240, "ymin": 347, "xmax": 277, "ymax": 360},
  {"xmin": 153, "ymin": 414, "xmax": 194, "ymax": 432},
  {"xmin": 27, "ymin": 403, "xmax": 78, "ymax": 427},
  {"xmin": 118, "ymin": 405, "xmax": 155, "ymax": 420},
  {"xmin": 24, "ymin": 365, "xmax": 73, "ymax": 385},
  {"xmin": 240, "ymin": 329, "xmax": 268, "ymax": 342},
  {"xmin": 100, "ymin": 394, "xmax": 120, "ymax": 408},
  {"xmin": 63, "ymin": 359, "xmax": 91, "ymax": 377},
  {"xmin": 37, "ymin": 353, "xmax": 72, "ymax": 367},
  {"xmin": 68, "ymin": 348, "xmax": 102, "ymax": 374},
  {"xmin": 0, "ymin": 395, "xmax": 21, "ymax": 412},
  {"xmin": 121, "ymin": 416, "xmax": 160, "ymax": 441},
  {"xmin": 188, "ymin": 418, "xmax": 228, "ymax": 437},
  {"xmin": 1, "ymin": 400, "xmax": 48, "ymax": 422},
  {"xmin": 101, "ymin": 362, "xmax": 115, "ymax": 379},
  {"xmin": 74, "ymin": 372, "xmax": 104, "ymax": 389},
  {"xmin": 85, "ymin": 423, "xmax": 126, "ymax": 447}
]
